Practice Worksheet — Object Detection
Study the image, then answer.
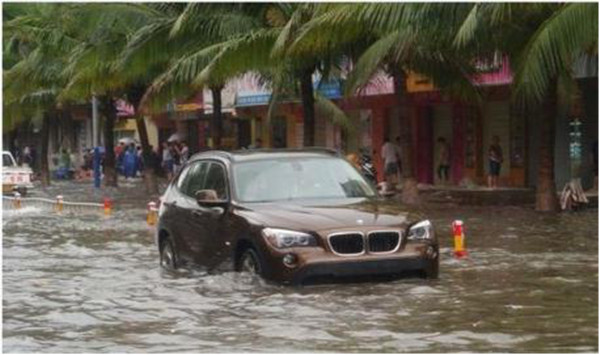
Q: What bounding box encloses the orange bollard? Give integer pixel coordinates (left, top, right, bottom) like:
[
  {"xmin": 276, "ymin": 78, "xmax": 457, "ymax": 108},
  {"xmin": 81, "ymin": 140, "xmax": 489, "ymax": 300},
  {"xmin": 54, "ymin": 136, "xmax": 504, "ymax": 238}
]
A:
[
  {"xmin": 13, "ymin": 192, "xmax": 21, "ymax": 209},
  {"xmin": 56, "ymin": 195, "xmax": 64, "ymax": 212},
  {"xmin": 104, "ymin": 198, "xmax": 112, "ymax": 215},
  {"xmin": 452, "ymin": 220, "xmax": 468, "ymax": 258},
  {"xmin": 147, "ymin": 201, "xmax": 157, "ymax": 226}
]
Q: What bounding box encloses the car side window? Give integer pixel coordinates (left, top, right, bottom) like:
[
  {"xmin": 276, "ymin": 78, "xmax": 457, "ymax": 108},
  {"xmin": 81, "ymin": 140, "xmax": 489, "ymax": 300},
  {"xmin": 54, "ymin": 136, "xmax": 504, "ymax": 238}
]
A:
[
  {"xmin": 179, "ymin": 162, "xmax": 209, "ymax": 198},
  {"xmin": 204, "ymin": 162, "xmax": 228, "ymax": 200},
  {"xmin": 175, "ymin": 164, "xmax": 194, "ymax": 191}
]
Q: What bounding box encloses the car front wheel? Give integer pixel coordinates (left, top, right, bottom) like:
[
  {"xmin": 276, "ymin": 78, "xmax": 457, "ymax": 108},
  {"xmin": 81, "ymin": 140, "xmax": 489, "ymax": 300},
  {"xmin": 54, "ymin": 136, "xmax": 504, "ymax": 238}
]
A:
[
  {"xmin": 239, "ymin": 248, "xmax": 263, "ymax": 275},
  {"xmin": 160, "ymin": 238, "xmax": 178, "ymax": 271}
]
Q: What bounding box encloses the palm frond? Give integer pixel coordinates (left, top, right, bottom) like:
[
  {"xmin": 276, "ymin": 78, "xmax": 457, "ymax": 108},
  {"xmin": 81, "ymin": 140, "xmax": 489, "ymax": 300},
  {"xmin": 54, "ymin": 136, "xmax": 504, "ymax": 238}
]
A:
[
  {"xmin": 314, "ymin": 93, "xmax": 353, "ymax": 132},
  {"xmin": 513, "ymin": 3, "xmax": 598, "ymax": 103}
]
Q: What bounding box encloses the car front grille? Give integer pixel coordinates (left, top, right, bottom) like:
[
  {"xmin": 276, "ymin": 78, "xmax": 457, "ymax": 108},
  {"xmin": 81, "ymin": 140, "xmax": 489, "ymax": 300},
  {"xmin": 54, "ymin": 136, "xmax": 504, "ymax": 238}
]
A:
[
  {"xmin": 328, "ymin": 233, "xmax": 364, "ymax": 255},
  {"xmin": 368, "ymin": 231, "xmax": 401, "ymax": 253}
]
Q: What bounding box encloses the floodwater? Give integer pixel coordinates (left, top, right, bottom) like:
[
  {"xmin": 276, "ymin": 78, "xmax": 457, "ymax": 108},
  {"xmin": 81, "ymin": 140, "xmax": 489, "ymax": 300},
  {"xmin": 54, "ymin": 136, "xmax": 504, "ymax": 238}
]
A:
[{"xmin": 3, "ymin": 181, "xmax": 598, "ymax": 352}]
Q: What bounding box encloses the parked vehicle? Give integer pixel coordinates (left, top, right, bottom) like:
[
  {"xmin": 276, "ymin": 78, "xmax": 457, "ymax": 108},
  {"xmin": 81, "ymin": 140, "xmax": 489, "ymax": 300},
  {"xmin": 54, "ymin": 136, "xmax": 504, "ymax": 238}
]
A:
[
  {"xmin": 156, "ymin": 149, "xmax": 438, "ymax": 285},
  {"xmin": 2, "ymin": 151, "xmax": 34, "ymax": 196}
]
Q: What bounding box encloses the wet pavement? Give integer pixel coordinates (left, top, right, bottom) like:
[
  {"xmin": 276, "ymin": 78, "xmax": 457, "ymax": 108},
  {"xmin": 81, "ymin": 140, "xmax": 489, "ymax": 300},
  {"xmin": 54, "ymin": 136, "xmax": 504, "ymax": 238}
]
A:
[{"xmin": 3, "ymin": 181, "xmax": 598, "ymax": 352}]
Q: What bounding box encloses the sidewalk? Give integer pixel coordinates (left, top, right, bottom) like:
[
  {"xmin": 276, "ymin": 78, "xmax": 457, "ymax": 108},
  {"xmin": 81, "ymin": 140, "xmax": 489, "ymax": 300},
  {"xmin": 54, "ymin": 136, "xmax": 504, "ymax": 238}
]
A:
[
  {"xmin": 385, "ymin": 183, "xmax": 598, "ymax": 207},
  {"xmin": 420, "ymin": 185, "xmax": 536, "ymax": 206}
]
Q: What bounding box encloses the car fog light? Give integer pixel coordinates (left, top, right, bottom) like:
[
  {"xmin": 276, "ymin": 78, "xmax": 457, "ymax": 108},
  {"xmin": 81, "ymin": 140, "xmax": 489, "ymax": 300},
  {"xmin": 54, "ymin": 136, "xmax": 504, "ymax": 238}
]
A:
[{"xmin": 282, "ymin": 253, "xmax": 298, "ymax": 268}]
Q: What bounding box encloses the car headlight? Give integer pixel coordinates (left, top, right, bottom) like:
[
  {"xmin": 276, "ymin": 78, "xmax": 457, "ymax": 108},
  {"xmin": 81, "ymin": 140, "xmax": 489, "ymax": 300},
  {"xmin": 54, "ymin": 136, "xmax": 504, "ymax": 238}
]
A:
[
  {"xmin": 407, "ymin": 220, "xmax": 434, "ymax": 241},
  {"xmin": 262, "ymin": 228, "xmax": 317, "ymax": 249}
]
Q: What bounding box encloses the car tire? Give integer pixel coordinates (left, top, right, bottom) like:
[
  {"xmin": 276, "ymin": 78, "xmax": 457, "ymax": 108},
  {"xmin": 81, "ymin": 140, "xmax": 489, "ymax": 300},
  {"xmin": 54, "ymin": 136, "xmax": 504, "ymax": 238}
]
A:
[
  {"xmin": 238, "ymin": 248, "xmax": 264, "ymax": 276},
  {"xmin": 423, "ymin": 259, "xmax": 439, "ymax": 279},
  {"xmin": 160, "ymin": 237, "xmax": 178, "ymax": 271}
]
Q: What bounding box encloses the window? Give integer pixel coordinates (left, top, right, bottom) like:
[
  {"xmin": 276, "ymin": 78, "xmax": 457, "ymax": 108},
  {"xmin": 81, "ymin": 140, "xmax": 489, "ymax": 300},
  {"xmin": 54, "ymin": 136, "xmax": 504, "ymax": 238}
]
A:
[
  {"xmin": 204, "ymin": 162, "xmax": 228, "ymax": 200},
  {"xmin": 3, "ymin": 154, "xmax": 15, "ymax": 167},
  {"xmin": 233, "ymin": 157, "xmax": 376, "ymax": 203},
  {"xmin": 177, "ymin": 161, "xmax": 209, "ymax": 198},
  {"xmin": 176, "ymin": 161, "xmax": 228, "ymax": 200}
]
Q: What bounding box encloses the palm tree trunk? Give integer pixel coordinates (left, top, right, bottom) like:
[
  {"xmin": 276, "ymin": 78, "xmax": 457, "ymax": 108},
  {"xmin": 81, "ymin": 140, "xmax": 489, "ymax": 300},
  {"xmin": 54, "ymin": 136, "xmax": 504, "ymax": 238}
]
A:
[
  {"xmin": 135, "ymin": 115, "xmax": 158, "ymax": 194},
  {"xmin": 101, "ymin": 96, "xmax": 118, "ymax": 187},
  {"xmin": 40, "ymin": 112, "xmax": 50, "ymax": 187},
  {"xmin": 127, "ymin": 85, "xmax": 159, "ymax": 194},
  {"xmin": 392, "ymin": 69, "xmax": 419, "ymax": 204},
  {"xmin": 536, "ymin": 84, "xmax": 559, "ymax": 212},
  {"xmin": 210, "ymin": 86, "xmax": 223, "ymax": 149},
  {"xmin": 299, "ymin": 68, "xmax": 315, "ymax": 147}
]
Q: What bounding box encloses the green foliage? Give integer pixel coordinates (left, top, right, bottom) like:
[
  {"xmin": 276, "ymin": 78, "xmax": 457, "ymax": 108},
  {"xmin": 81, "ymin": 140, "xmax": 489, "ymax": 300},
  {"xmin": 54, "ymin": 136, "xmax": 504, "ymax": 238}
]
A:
[{"xmin": 3, "ymin": 2, "xmax": 597, "ymax": 137}]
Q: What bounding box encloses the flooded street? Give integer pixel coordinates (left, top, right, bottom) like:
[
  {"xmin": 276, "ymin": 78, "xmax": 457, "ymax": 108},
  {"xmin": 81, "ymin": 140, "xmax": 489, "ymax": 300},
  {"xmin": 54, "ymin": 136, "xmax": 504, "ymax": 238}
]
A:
[{"xmin": 3, "ymin": 182, "xmax": 598, "ymax": 352}]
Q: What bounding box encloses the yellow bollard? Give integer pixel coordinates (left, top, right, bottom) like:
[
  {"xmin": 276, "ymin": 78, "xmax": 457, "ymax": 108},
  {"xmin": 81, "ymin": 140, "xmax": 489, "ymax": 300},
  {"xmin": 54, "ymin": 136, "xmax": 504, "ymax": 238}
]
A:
[
  {"xmin": 452, "ymin": 220, "xmax": 467, "ymax": 258},
  {"xmin": 147, "ymin": 201, "xmax": 157, "ymax": 226},
  {"xmin": 13, "ymin": 192, "xmax": 21, "ymax": 209},
  {"xmin": 104, "ymin": 198, "xmax": 112, "ymax": 216},
  {"xmin": 56, "ymin": 195, "xmax": 64, "ymax": 213}
]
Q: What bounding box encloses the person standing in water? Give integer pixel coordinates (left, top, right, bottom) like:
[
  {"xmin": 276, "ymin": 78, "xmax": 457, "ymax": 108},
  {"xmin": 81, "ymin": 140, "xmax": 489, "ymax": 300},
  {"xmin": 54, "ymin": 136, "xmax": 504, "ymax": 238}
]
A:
[
  {"xmin": 437, "ymin": 137, "xmax": 451, "ymax": 184},
  {"xmin": 488, "ymin": 135, "xmax": 503, "ymax": 189}
]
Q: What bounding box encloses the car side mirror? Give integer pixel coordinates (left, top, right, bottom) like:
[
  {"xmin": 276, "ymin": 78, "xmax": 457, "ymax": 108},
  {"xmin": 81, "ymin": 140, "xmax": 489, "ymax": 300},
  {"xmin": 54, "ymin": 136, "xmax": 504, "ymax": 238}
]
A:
[{"xmin": 195, "ymin": 189, "xmax": 228, "ymax": 208}]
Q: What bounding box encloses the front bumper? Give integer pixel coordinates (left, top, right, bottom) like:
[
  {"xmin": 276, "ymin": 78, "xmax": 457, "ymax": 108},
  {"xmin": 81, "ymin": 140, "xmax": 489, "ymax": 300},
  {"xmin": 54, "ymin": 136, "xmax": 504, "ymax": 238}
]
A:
[
  {"xmin": 261, "ymin": 242, "xmax": 438, "ymax": 285},
  {"xmin": 291, "ymin": 256, "xmax": 434, "ymax": 285}
]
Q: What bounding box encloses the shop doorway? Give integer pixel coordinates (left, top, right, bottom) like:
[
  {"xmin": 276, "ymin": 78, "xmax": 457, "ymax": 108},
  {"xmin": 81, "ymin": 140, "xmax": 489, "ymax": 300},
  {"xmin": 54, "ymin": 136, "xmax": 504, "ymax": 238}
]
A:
[
  {"xmin": 272, "ymin": 116, "xmax": 287, "ymax": 148},
  {"xmin": 237, "ymin": 120, "xmax": 251, "ymax": 149},
  {"xmin": 433, "ymin": 104, "xmax": 453, "ymax": 185}
]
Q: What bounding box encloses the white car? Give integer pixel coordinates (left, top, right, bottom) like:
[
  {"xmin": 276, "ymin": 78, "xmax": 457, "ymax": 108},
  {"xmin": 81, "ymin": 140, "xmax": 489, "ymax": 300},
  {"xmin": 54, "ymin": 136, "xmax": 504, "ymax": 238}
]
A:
[{"xmin": 3, "ymin": 151, "xmax": 34, "ymax": 196}]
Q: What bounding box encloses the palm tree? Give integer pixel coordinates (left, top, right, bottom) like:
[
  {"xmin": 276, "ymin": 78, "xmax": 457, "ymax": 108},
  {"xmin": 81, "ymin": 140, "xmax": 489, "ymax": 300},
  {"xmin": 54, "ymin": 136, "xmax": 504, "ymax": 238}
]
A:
[
  {"xmin": 3, "ymin": 3, "xmax": 80, "ymax": 187},
  {"xmin": 293, "ymin": 3, "xmax": 479, "ymax": 204},
  {"xmin": 144, "ymin": 3, "xmax": 350, "ymax": 148},
  {"xmin": 60, "ymin": 3, "xmax": 187, "ymax": 192},
  {"xmin": 134, "ymin": 3, "xmax": 263, "ymax": 149},
  {"xmin": 452, "ymin": 3, "xmax": 598, "ymax": 211}
]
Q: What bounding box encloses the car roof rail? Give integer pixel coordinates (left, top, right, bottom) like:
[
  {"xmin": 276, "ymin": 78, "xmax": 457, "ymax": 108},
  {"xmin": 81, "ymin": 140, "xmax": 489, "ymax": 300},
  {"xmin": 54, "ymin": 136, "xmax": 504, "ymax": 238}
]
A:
[
  {"xmin": 189, "ymin": 147, "xmax": 341, "ymax": 162},
  {"xmin": 235, "ymin": 147, "xmax": 339, "ymax": 155}
]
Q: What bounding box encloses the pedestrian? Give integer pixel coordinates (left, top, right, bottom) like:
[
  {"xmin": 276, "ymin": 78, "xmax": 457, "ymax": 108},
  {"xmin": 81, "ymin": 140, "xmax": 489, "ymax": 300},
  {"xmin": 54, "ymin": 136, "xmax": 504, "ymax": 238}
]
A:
[
  {"xmin": 161, "ymin": 142, "xmax": 174, "ymax": 180},
  {"xmin": 123, "ymin": 143, "xmax": 138, "ymax": 179},
  {"xmin": 179, "ymin": 141, "xmax": 189, "ymax": 165},
  {"xmin": 381, "ymin": 137, "xmax": 400, "ymax": 187},
  {"xmin": 22, "ymin": 146, "xmax": 32, "ymax": 167},
  {"xmin": 150, "ymin": 145, "xmax": 161, "ymax": 176},
  {"xmin": 116, "ymin": 142, "xmax": 126, "ymax": 175},
  {"xmin": 437, "ymin": 137, "xmax": 451, "ymax": 184},
  {"xmin": 171, "ymin": 142, "xmax": 182, "ymax": 174},
  {"xmin": 136, "ymin": 145, "xmax": 144, "ymax": 176},
  {"xmin": 487, "ymin": 135, "xmax": 503, "ymax": 189}
]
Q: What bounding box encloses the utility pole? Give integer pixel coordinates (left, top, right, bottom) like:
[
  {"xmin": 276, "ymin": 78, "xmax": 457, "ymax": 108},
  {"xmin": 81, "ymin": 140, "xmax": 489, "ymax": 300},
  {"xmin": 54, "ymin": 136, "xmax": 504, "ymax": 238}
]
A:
[
  {"xmin": 92, "ymin": 95, "xmax": 99, "ymax": 147},
  {"xmin": 92, "ymin": 95, "xmax": 101, "ymax": 188}
]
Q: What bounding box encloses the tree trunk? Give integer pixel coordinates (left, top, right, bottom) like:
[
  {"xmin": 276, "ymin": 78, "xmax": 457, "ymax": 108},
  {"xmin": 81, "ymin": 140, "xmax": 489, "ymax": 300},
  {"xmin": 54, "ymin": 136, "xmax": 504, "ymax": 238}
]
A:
[
  {"xmin": 536, "ymin": 84, "xmax": 559, "ymax": 212},
  {"xmin": 392, "ymin": 69, "xmax": 420, "ymax": 204},
  {"xmin": 40, "ymin": 112, "xmax": 50, "ymax": 187},
  {"xmin": 128, "ymin": 85, "xmax": 159, "ymax": 194},
  {"xmin": 299, "ymin": 68, "xmax": 316, "ymax": 147},
  {"xmin": 135, "ymin": 115, "xmax": 158, "ymax": 194},
  {"xmin": 210, "ymin": 86, "xmax": 223, "ymax": 149},
  {"xmin": 100, "ymin": 97, "xmax": 118, "ymax": 187}
]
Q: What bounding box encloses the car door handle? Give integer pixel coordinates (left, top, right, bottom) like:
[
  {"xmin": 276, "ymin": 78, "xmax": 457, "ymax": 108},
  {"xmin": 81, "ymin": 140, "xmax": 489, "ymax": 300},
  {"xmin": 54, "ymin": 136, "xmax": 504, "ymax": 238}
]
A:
[{"xmin": 192, "ymin": 210, "xmax": 205, "ymax": 218}]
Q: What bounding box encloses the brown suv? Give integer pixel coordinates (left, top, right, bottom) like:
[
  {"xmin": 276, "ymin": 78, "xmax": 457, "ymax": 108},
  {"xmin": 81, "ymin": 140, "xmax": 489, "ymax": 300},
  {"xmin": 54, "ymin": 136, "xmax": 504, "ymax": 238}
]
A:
[{"xmin": 156, "ymin": 149, "xmax": 438, "ymax": 285}]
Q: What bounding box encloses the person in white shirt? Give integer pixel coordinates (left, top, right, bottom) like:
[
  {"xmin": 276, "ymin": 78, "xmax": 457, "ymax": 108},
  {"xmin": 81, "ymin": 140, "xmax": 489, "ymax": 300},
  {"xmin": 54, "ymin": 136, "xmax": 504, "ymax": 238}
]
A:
[{"xmin": 381, "ymin": 137, "xmax": 400, "ymax": 186}]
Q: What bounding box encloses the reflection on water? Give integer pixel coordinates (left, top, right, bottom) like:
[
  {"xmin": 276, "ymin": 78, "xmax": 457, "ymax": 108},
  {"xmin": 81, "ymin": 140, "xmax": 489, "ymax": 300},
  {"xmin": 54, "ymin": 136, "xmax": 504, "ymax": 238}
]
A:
[{"xmin": 3, "ymin": 182, "xmax": 598, "ymax": 352}]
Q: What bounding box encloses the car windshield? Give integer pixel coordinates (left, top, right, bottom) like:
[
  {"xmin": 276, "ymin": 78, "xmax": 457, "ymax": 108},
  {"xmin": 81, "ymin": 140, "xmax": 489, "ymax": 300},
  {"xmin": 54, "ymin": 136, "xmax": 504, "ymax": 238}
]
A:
[
  {"xmin": 233, "ymin": 156, "xmax": 376, "ymax": 203},
  {"xmin": 3, "ymin": 154, "xmax": 15, "ymax": 167}
]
